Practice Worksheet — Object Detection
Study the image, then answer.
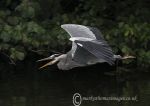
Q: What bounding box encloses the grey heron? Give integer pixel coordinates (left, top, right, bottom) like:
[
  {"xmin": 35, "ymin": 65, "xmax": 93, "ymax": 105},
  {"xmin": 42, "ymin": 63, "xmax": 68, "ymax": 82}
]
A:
[{"xmin": 38, "ymin": 24, "xmax": 135, "ymax": 70}]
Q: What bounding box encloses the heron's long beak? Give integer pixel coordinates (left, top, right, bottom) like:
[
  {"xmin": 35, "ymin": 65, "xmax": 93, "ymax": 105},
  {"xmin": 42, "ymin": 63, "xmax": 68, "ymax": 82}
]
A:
[
  {"xmin": 37, "ymin": 54, "xmax": 61, "ymax": 62},
  {"xmin": 37, "ymin": 56, "xmax": 53, "ymax": 62},
  {"xmin": 39, "ymin": 59, "xmax": 58, "ymax": 69},
  {"xmin": 122, "ymin": 55, "xmax": 136, "ymax": 60}
]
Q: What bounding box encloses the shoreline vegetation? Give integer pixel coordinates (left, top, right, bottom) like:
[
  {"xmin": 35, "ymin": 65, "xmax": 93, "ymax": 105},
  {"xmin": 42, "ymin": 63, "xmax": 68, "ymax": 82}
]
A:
[{"xmin": 0, "ymin": 0, "xmax": 149, "ymax": 69}]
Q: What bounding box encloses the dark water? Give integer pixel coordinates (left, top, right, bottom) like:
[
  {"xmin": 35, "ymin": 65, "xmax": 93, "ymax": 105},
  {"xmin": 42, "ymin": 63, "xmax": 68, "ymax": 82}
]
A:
[{"xmin": 0, "ymin": 62, "xmax": 149, "ymax": 106}]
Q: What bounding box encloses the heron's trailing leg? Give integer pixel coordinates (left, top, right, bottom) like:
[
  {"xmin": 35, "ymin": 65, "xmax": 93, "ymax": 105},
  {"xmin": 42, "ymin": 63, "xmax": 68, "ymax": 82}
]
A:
[{"xmin": 121, "ymin": 55, "xmax": 136, "ymax": 60}]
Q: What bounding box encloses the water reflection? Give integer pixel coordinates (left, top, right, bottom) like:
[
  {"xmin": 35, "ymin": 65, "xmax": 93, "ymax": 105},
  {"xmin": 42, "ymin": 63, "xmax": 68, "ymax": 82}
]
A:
[{"xmin": 0, "ymin": 63, "xmax": 149, "ymax": 106}]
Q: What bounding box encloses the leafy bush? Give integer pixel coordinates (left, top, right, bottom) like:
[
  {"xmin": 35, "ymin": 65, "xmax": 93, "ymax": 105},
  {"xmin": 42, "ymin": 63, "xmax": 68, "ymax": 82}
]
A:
[{"xmin": 0, "ymin": 0, "xmax": 149, "ymax": 68}]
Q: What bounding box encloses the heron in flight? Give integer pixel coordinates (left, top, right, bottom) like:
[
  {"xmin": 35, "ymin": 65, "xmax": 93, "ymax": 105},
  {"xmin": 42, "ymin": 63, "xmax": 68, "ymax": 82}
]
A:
[{"xmin": 38, "ymin": 24, "xmax": 135, "ymax": 70}]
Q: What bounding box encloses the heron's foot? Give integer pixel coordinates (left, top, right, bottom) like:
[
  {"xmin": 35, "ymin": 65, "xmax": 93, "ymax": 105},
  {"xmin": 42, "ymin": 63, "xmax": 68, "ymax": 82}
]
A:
[{"xmin": 122, "ymin": 55, "xmax": 136, "ymax": 60}]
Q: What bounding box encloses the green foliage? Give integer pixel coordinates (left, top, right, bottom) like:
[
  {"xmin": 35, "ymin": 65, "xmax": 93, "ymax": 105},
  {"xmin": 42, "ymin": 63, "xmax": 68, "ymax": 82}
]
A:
[
  {"xmin": 105, "ymin": 20, "xmax": 150, "ymax": 67},
  {"xmin": 0, "ymin": 0, "xmax": 149, "ymax": 68},
  {"xmin": 10, "ymin": 48, "xmax": 25, "ymax": 61}
]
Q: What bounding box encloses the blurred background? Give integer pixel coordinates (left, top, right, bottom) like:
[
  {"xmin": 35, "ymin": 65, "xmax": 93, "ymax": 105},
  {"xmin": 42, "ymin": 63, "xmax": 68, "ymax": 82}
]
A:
[
  {"xmin": 0, "ymin": 1, "xmax": 150, "ymax": 106},
  {"xmin": 0, "ymin": 0, "xmax": 149, "ymax": 68}
]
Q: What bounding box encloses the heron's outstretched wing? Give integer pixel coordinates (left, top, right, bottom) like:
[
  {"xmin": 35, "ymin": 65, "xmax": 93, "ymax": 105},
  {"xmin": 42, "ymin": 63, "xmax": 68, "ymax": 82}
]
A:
[
  {"xmin": 61, "ymin": 24, "xmax": 114, "ymax": 65},
  {"xmin": 87, "ymin": 26, "xmax": 105, "ymax": 40},
  {"xmin": 74, "ymin": 40, "xmax": 115, "ymax": 65},
  {"xmin": 69, "ymin": 42, "xmax": 99, "ymax": 65},
  {"xmin": 61, "ymin": 24, "xmax": 102, "ymax": 40}
]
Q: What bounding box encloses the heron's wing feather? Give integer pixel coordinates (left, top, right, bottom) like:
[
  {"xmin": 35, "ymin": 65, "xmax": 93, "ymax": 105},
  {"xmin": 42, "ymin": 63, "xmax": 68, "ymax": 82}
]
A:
[
  {"xmin": 70, "ymin": 42, "xmax": 99, "ymax": 65},
  {"xmin": 87, "ymin": 26, "xmax": 105, "ymax": 40},
  {"xmin": 61, "ymin": 24, "xmax": 99, "ymax": 39},
  {"xmin": 61, "ymin": 24, "xmax": 114, "ymax": 65},
  {"xmin": 74, "ymin": 40, "xmax": 115, "ymax": 65}
]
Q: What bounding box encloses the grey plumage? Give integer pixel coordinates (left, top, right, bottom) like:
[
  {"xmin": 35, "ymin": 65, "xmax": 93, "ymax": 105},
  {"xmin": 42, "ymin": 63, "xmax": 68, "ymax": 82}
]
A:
[
  {"xmin": 61, "ymin": 24, "xmax": 114, "ymax": 66},
  {"xmin": 38, "ymin": 24, "xmax": 135, "ymax": 70}
]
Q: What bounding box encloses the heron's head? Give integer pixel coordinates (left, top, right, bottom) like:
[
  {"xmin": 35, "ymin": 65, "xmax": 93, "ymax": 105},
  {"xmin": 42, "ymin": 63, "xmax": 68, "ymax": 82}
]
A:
[{"xmin": 37, "ymin": 54, "xmax": 64, "ymax": 69}]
